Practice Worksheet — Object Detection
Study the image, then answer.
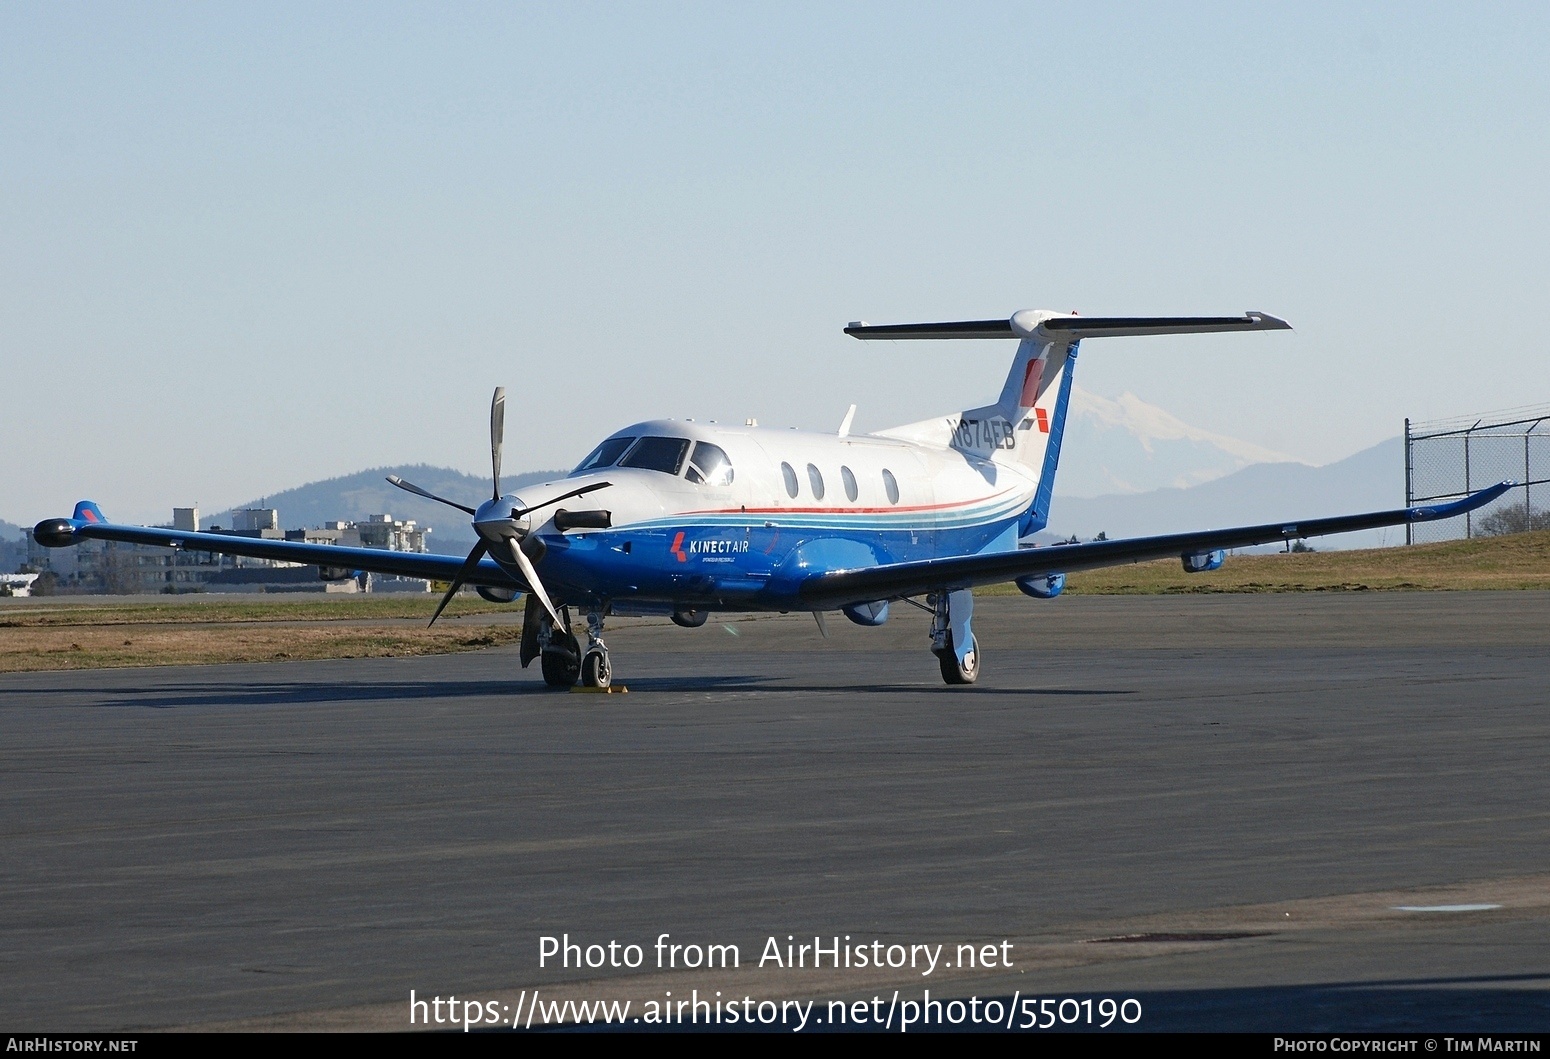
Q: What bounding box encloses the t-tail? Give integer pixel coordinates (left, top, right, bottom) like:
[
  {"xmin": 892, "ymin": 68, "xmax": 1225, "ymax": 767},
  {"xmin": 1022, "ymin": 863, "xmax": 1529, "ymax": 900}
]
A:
[{"xmin": 847, "ymin": 309, "xmax": 1290, "ymax": 535}]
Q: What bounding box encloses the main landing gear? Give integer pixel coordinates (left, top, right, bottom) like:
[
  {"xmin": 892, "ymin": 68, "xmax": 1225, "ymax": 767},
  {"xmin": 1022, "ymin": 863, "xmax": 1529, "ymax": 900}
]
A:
[
  {"xmin": 929, "ymin": 588, "xmax": 980, "ymax": 685},
  {"xmin": 533, "ymin": 605, "xmax": 612, "ymax": 689}
]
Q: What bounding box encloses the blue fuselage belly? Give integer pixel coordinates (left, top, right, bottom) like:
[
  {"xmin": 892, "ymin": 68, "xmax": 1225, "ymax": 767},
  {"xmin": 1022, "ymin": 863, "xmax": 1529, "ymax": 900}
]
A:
[{"xmin": 531, "ymin": 516, "xmax": 1027, "ymax": 610}]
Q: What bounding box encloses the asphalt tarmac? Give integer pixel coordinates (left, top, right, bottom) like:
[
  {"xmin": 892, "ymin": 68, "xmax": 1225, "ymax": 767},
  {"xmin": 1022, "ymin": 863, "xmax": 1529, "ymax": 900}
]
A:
[{"xmin": 3, "ymin": 592, "xmax": 1549, "ymax": 1033}]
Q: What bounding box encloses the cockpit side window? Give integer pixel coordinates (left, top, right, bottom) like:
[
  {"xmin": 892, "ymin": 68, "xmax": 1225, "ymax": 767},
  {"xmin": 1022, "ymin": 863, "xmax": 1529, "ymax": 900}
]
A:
[
  {"xmin": 572, "ymin": 436, "xmax": 636, "ymax": 475},
  {"xmin": 685, "ymin": 442, "xmax": 735, "ymax": 486},
  {"xmin": 618, "ymin": 436, "xmax": 691, "ymax": 475}
]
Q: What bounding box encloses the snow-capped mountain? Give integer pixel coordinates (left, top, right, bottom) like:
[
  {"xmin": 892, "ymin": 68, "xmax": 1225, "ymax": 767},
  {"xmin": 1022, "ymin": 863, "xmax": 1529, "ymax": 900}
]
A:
[{"xmin": 1054, "ymin": 386, "xmax": 1304, "ymax": 499}]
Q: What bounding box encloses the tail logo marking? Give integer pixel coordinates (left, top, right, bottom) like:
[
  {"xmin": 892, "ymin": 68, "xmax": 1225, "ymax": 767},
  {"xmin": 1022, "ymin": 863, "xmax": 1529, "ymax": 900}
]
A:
[
  {"xmin": 1019, "ymin": 360, "xmax": 1043, "ymax": 407},
  {"xmin": 1035, "ymin": 407, "xmax": 1050, "ymax": 433}
]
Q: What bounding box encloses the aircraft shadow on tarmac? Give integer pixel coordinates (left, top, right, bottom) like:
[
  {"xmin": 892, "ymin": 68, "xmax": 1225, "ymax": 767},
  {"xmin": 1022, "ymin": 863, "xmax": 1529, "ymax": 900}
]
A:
[
  {"xmin": 764, "ymin": 684, "xmax": 1134, "ymax": 698},
  {"xmin": 15, "ymin": 676, "xmax": 773, "ymax": 709},
  {"xmin": 41, "ymin": 680, "xmax": 528, "ymax": 709},
  {"xmin": 12, "ymin": 677, "xmax": 1137, "ymax": 709}
]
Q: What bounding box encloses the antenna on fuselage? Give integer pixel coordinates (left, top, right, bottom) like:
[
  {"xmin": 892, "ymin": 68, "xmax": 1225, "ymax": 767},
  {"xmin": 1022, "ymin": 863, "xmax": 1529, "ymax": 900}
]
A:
[{"xmin": 837, "ymin": 404, "xmax": 856, "ymax": 438}]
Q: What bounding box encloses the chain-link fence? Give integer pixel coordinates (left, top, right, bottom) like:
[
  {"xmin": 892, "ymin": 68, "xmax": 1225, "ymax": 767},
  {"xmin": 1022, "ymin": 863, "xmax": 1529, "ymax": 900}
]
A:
[{"xmin": 1405, "ymin": 406, "xmax": 1550, "ymax": 543}]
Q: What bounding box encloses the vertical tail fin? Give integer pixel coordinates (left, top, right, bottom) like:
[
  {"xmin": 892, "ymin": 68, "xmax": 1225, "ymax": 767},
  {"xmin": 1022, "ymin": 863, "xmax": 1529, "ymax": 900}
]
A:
[
  {"xmin": 974, "ymin": 325, "xmax": 1079, "ymax": 535},
  {"xmin": 997, "ymin": 336, "xmax": 1078, "ymax": 535}
]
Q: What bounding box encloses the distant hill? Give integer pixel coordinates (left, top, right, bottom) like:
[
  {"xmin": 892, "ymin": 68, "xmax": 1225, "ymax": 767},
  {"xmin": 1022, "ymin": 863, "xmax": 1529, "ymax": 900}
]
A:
[
  {"xmin": 0, "ymin": 519, "xmax": 24, "ymax": 539},
  {"xmin": 213, "ymin": 465, "xmax": 569, "ymax": 554},
  {"xmin": 1046, "ymin": 437, "xmax": 1406, "ymax": 550}
]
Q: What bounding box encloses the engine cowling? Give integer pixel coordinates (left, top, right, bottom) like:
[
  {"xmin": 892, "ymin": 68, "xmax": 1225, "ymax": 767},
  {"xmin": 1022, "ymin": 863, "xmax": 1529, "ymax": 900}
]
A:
[
  {"xmin": 1016, "ymin": 573, "xmax": 1065, "ymax": 599},
  {"xmin": 476, "ymin": 586, "xmax": 521, "ymax": 603},
  {"xmin": 1181, "ymin": 550, "xmax": 1226, "ymax": 573}
]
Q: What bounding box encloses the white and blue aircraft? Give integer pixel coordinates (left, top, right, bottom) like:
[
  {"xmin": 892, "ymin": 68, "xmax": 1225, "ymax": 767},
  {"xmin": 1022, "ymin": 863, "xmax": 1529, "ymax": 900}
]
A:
[{"xmin": 35, "ymin": 310, "xmax": 1510, "ymax": 688}]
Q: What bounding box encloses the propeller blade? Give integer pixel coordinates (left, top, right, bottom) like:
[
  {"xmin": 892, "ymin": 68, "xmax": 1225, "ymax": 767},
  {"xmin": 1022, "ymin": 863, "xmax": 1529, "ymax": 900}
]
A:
[
  {"xmin": 386, "ymin": 475, "xmax": 476, "ymax": 516},
  {"xmin": 490, "ymin": 386, "xmax": 506, "ymax": 501},
  {"xmin": 428, "ymin": 539, "xmax": 489, "ymax": 627},
  {"xmin": 513, "ymin": 481, "xmax": 612, "ymax": 519},
  {"xmin": 813, "ymin": 610, "xmax": 829, "ymax": 639},
  {"xmin": 507, "ymin": 538, "xmax": 561, "ymax": 628}
]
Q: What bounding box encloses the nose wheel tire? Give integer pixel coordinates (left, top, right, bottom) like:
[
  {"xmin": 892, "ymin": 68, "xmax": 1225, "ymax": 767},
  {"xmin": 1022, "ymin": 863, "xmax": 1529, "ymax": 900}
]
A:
[
  {"xmin": 541, "ymin": 633, "xmax": 582, "ymax": 688},
  {"xmin": 580, "ymin": 649, "xmax": 612, "ymax": 689},
  {"xmin": 937, "ymin": 632, "xmax": 980, "ymax": 685}
]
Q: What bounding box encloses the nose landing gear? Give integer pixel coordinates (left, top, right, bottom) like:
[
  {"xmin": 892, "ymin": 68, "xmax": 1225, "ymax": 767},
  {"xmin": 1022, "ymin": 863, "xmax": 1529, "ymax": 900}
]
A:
[{"xmin": 580, "ymin": 610, "xmax": 612, "ymax": 689}]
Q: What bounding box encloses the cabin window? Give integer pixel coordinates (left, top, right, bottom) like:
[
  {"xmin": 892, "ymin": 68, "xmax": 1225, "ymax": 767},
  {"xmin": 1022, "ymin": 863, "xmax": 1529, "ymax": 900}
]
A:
[
  {"xmin": 572, "ymin": 436, "xmax": 635, "ymax": 474},
  {"xmin": 781, "ymin": 462, "xmax": 799, "ymax": 498},
  {"xmin": 807, "ymin": 464, "xmax": 825, "ymax": 500},
  {"xmin": 686, "ymin": 442, "xmax": 734, "ymax": 486},
  {"xmin": 841, "ymin": 466, "xmax": 858, "ymax": 502},
  {"xmin": 883, "ymin": 468, "xmax": 900, "ymax": 504},
  {"xmin": 619, "ymin": 436, "xmax": 691, "ymax": 475}
]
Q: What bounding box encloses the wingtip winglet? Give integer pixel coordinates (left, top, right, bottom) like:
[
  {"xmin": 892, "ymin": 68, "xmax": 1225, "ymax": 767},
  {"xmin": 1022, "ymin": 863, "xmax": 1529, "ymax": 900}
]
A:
[
  {"xmin": 1409, "ymin": 480, "xmax": 1516, "ymax": 521},
  {"xmin": 71, "ymin": 500, "xmax": 106, "ymax": 524}
]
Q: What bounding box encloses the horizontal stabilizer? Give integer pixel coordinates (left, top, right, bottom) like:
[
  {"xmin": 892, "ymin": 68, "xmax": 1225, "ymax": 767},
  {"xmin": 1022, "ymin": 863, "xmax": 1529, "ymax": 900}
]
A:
[
  {"xmin": 1042, "ymin": 313, "xmax": 1290, "ymax": 338},
  {"xmin": 845, "ymin": 319, "xmax": 1015, "ymax": 340},
  {"xmin": 845, "ymin": 311, "xmax": 1289, "ymax": 341}
]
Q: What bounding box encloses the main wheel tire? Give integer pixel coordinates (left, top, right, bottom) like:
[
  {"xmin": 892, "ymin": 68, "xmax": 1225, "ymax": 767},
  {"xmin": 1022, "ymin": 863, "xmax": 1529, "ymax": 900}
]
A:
[
  {"xmin": 937, "ymin": 632, "xmax": 980, "ymax": 685},
  {"xmin": 541, "ymin": 634, "xmax": 582, "ymax": 688},
  {"xmin": 580, "ymin": 649, "xmax": 612, "ymax": 689}
]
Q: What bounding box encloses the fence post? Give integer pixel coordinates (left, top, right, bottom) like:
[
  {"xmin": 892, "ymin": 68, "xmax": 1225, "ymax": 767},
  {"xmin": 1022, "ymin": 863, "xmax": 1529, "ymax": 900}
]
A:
[
  {"xmin": 1404, "ymin": 418, "xmax": 1413, "ymax": 545},
  {"xmin": 1464, "ymin": 427, "xmax": 1472, "ymax": 538},
  {"xmin": 1528, "ymin": 418, "xmax": 1544, "ymax": 525}
]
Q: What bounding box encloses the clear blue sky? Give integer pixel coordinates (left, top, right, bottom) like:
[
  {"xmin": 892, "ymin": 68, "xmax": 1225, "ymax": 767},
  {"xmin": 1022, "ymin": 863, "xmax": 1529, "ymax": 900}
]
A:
[{"xmin": 5, "ymin": 2, "xmax": 1547, "ymax": 523}]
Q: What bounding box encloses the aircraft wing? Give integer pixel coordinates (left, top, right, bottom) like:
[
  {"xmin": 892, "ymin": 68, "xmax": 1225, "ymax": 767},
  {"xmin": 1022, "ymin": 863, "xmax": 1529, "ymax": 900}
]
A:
[
  {"xmin": 37, "ymin": 509, "xmax": 524, "ymax": 590},
  {"xmin": 796, "ymin": 482, "xmax": 1515, "ymax": 608}
]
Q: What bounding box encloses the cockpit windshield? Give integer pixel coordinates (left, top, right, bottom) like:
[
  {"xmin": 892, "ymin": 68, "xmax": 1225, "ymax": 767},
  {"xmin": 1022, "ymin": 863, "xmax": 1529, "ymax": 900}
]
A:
[
  {"xmin": 571, "ymin": 436, "xmax": 635, "ymax": 475},
  {"xmin": 617, "ymin": 436, "xmax": 691, "ymax": 475},
  {"xmin": 686, "ymin": 442, "xmax": 734, "ymax": 486}
]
